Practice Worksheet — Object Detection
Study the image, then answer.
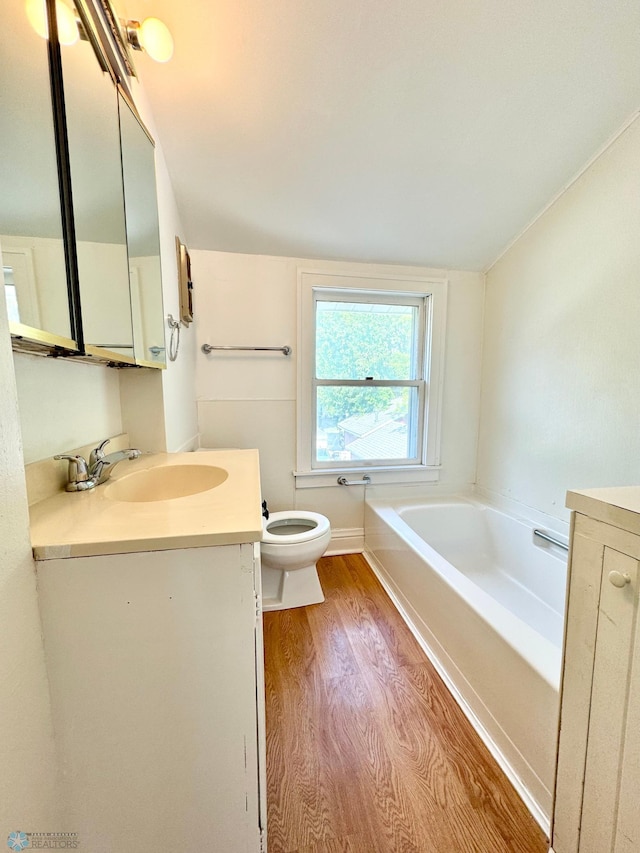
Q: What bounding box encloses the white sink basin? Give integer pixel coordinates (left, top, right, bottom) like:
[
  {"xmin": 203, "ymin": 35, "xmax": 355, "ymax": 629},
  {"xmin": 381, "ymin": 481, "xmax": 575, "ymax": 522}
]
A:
[{"xmin": 106, "ymin": 464, "xmax": 228, "ymax": 502}]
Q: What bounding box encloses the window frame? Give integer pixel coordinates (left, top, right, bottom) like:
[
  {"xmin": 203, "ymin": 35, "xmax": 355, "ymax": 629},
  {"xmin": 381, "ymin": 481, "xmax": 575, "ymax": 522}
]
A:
[
  {"xmin": 296, "ymin": 269, "xmax": 448, "ymax": 488},
  {"xmin": 312, "ymin": 289, "xmax": 427, "ymax": 469}
]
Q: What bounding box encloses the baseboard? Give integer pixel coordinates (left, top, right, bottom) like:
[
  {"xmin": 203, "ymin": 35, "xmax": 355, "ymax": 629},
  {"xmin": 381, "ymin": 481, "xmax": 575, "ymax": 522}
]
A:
[
  {"xmin": 326, "ymin": 528, "xmax": 364, "ymax": 556},
  {"xmin": 363, "ymin": 548, "xmax": 551, "ymax": 836}
]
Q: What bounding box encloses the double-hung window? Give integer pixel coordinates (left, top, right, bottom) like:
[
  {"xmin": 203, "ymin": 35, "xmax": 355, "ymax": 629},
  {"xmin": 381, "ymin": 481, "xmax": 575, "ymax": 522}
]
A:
[
  {"xmin": 314, "ymin": 291, "xmax": 425, "ymax": 466},
  {"xmin": 296, "ymin": 270, "xmax": 447, "ymax": 486}
]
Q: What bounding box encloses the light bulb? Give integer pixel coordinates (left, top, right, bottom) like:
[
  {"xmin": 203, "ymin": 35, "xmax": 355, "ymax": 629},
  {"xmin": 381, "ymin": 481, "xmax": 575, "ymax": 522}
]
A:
[
  {"xmin": 25, "ymin": 0, "xmax": 48, "ymax": 39},
  {"xmin": 56, "ymin": 1, "xmax": 79, "ymax": 45},
  {"xmin": 138, "ymin": 17, "xmax": 173, "ymax": 62},
  {"xmin": 25, "ymin": 0, "xmax": 79, "ymax": 45}
]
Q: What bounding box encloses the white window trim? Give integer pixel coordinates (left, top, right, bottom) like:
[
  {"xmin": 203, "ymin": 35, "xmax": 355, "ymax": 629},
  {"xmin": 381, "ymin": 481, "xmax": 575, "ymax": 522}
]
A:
[
  {"xmin": 295, "ymin": 268, "xmax": 448, "ymax": 489},
  {"xmin": 312, "ymin": 288, "xmax": 426, "ymax": 469}
]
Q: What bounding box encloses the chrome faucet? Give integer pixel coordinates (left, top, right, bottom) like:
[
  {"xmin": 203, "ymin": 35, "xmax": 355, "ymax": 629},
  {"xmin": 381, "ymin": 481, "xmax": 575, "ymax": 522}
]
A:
[
  {"xmin": 53, "ymin": 454, "xmax": 95, "ymax": 491},
  {"xmin": 55, "ymin": 439, "xmax": 141, "ymax": 492},
  {"xmin": 89, "ymin": 438, "xmax": 142, "ymax": 485}
]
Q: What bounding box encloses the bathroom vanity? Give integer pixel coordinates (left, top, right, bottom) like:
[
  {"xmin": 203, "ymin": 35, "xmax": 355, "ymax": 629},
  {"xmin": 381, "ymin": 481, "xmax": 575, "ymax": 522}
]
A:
[
  {"xmin": 30, "ymin": 450, "xmax": 267, "ymax": 853},
  {"xmin": 552, "ymin": 487, "xmax": 640, "ymax": 853}
]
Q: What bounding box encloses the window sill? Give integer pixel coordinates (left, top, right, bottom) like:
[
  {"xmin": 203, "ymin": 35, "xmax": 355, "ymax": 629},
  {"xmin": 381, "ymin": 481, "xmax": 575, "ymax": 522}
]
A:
[{"xmin": 293, "ymin": 465, "xmax": 441, "ymax": 489}]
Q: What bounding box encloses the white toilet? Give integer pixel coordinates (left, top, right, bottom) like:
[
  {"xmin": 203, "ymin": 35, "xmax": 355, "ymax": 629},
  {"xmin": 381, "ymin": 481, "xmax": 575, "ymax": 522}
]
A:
[{"xmin": 260, "ymin": 511, "xmax": 331, "ymax": 611}]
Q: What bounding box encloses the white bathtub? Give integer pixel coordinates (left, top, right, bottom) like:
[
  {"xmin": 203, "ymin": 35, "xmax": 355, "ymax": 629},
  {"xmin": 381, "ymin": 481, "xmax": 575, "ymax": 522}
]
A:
[{"xmin": 364, "ymin": 493, "xmax": 567, "ymax": 829}]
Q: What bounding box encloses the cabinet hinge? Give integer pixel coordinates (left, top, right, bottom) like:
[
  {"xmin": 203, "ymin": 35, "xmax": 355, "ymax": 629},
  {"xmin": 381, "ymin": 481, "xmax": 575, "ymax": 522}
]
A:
[
  {"xmin": 254, "ymin": 591, "xmax": 262, "ymax": 624},
  {"xmin": 259, "ymin": 827, "xmax": 267, "ymax": 853}
]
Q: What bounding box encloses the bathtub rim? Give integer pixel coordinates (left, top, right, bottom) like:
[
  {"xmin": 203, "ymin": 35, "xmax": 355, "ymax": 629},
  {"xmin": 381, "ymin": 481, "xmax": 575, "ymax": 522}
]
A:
[{"xmin": 366, "ymin": 482, "xmax": 570, "ymax": 540}]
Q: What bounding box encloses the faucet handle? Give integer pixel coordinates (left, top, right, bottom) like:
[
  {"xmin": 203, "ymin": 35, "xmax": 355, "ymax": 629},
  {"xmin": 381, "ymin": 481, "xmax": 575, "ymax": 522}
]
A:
[
  {"xmin": 54, "ymin": 454, "xmax": 90, "ymax": 489},
  {"xmin": 89, "ymin": 438, "xmax": 111, "ymax": 468}
]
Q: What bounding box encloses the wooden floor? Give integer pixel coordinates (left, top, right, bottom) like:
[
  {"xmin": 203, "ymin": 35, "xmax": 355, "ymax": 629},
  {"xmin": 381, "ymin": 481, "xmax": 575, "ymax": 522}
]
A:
[{"xmin": 263, "ymin": 553, "xmax": 548, "ymax": 853}]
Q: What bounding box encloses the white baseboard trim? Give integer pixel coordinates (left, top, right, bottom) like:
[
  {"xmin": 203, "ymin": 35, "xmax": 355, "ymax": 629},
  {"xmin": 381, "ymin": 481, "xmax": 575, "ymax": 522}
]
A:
[
  {"xmin": 326, "ymin": 528, "xmax": 364, "ymax": 556},
  {"xmin": 362, "ymin": 548, "xmax": 550, "ymax": 837}
]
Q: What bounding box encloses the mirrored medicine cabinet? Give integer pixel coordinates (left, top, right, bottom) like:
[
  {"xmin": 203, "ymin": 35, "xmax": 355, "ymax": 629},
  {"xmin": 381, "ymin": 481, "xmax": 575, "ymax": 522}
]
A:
[{"xmin": 0, "ymin": 0, "xmax": 166, "ymax": 369}]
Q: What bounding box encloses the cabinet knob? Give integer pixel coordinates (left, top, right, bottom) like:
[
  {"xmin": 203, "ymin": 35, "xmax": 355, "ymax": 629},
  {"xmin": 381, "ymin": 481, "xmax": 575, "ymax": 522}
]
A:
[{"xmin": 608, "ymin": 570, "xmax": 631, "ymax": 588}]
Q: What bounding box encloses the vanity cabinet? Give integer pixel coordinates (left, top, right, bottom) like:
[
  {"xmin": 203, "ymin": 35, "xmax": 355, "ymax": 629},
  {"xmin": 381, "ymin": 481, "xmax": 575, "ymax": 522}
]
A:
[
  {"xmin": 552, "ymin": 488, "xmax": 640, "ymax": 853},
  {"xmin": 36, "ymin": 542, "xmax": 267, "ymax": 853}
]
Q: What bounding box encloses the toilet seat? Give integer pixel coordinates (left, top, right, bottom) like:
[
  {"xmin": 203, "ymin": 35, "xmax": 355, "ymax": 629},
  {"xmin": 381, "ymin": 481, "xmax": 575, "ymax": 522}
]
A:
[{"xmin": 262, "ymin": 511, "xmax": 330, "ymax": 545}]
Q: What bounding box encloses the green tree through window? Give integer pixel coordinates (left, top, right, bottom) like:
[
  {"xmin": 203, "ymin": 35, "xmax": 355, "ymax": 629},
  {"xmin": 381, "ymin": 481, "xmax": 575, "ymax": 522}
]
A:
[
  {"xmin": 315, "ymin": 299, "xmax": 419, "ymax": 460},
  {"xmin": 316, "ymin": 303, "xmax": 414, "ymax": 421}
]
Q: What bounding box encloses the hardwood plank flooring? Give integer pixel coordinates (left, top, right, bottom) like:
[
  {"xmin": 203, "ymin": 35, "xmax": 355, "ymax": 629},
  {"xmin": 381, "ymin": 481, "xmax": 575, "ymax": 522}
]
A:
[{"xmin": 263, "ymin": 554, "xmax": 548, "ymax": 853}]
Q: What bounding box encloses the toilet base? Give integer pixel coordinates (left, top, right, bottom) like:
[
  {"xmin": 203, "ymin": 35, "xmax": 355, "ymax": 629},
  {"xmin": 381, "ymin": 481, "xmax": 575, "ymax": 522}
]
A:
[{"xmin": 261, "ymin": 563, "xmax": 325, "ymax": 612}]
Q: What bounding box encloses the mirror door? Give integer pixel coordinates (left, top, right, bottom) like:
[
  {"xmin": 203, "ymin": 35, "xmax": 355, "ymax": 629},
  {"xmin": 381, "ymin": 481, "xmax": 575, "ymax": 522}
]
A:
[
  {"xmin": 119, "ymin": 94, "xmax": 166, "ymax": 367},
  {"xmin": 59, "ymin": 3, "xmax": 135, "ymax": 360},
  {"xmin": 4, "ymin": 0, "xmax": 167, "ymax": 368},
  {"xmin": 0, "ymin": 0, "xmax": 77, "ymax": 349}
]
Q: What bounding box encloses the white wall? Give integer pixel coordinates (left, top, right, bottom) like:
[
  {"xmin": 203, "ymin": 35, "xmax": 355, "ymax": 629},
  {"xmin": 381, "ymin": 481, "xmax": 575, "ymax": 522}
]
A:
[
  {"xmin": 130, "ymin": 81, "xmax": 199, "ymax": 454},
  {"xmin": 477, "ymin": 115, "xmax": 640, "ymax": 521},
  {"xmin": 13, "ymin": 354, "xmax": 123, "ymax": 464},
  {"xmin": 0, "ymin": 270, "xmax": 61, "ymax": 832},
  {"xmin": 156, "ymin": 144, "xmax": 199, "ymax": 452},
  {"xmin": 192, "ymin": 251, "xmax": 484, "ymax": 532}
]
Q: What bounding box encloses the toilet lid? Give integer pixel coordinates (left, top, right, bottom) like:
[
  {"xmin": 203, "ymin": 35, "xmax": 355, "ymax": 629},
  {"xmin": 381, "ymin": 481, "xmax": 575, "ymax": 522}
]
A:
[{"xmin": 261, "ymin": 511, "xmax": 331, "ymax": 545}]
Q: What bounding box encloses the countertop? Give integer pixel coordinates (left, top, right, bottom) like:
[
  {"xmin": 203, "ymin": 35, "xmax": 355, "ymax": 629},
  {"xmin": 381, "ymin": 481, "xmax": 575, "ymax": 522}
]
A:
[
  {"xmin": 30, "ymin": 450, "xmax": 263, "ymax": 560},
  {"xmin": 567, "ymin": 486, "xmax": 640, "ymax": 536}
]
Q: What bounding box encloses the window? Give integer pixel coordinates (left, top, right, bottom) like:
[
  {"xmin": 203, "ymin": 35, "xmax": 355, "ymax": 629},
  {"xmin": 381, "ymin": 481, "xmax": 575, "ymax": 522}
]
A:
[
  {"xmin": 3, "ymin": 269, "xmax": 20, "ymax": 325},
  {"xmin": 296, "ymin": 270, "xmax": 447, "ymax": 487},
  {"xmin": 314, "ymin": 293, "xmax": 425, "ymax": 467}
]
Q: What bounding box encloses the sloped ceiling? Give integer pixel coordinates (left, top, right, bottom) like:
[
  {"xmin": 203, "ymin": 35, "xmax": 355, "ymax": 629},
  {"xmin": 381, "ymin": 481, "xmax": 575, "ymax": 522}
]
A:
[{"xmin": 131, "ymin": 0, "xmax": 640, "ymax": 270}]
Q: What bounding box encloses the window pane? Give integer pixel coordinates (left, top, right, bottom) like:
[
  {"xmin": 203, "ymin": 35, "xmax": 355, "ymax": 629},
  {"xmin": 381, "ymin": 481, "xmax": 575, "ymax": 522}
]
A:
[
  {"xmin": 3, "ymin": 281, "xmax": 20, "ymax": 325},
  {"xmin": 316, "ymin": 386, "xmax": 418, "ymax": 462},
  {"xmin": 316, "ymin": 301, "xmax": 417, "ymax": 380}
]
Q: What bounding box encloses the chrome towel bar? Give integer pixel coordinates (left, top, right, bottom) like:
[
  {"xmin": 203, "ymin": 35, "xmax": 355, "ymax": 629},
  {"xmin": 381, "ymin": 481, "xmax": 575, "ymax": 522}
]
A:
[
  {"xmin": 533, "ymin": 529, "xmax": 569, "ymax": 551},
  {"xmin": 337, "ymin": 476, "xmax": 371, "ymax": 486},
  {"xmin": 201, "ymin": 344, "xmax": 291, "ymax": 356}
]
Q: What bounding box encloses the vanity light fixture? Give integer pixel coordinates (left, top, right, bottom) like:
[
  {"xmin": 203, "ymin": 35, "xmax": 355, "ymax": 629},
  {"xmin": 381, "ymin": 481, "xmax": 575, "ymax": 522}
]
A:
[
  {"xmin": 124, "ymin": 17, "xmax": 173, "ymax": 62},
  {"xmin": 25, "ymin": 0, "xmax": 79, "ymax": 45}
]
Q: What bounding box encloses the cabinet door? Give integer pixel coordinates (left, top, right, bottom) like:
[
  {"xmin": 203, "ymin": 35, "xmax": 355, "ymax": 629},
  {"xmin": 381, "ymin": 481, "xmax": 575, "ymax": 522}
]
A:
[
  {"xmin": 614, "ymin": 601, "xmax": 640, "ymax": 853},
  {"xmin": 38, "ymin": 544, "xmax": 262, "ymax": 853},
  {"xmin": 579, "ymin": 548, "xmax": 639, "ymax": 851},
  {"xmin": 249, "ymin": 542, "xmax": 268, "ymax": 851},
  {"xmin": 553, "ymin": 527, "xmax": 605, "ymax": 853}
]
